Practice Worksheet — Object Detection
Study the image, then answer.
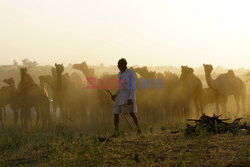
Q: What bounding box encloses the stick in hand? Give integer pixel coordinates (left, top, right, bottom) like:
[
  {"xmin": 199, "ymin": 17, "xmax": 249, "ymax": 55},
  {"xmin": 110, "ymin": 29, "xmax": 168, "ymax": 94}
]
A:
[{"xmin": 106, "ymin": 89, "xmax": 116, "ymax": 101}]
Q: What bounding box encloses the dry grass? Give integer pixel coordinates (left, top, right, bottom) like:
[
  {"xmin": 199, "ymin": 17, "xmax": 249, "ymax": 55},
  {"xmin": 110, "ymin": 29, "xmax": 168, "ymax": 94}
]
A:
[{"xmin": 0, "ymin": 124, "xmax": 249, "ymax": 167}]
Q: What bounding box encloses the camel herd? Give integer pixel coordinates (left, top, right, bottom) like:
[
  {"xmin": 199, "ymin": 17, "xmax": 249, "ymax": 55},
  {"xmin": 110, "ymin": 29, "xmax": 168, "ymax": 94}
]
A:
[{"xmin": 0, "ymin": 62, "xmax": 247, "ymax": 129}]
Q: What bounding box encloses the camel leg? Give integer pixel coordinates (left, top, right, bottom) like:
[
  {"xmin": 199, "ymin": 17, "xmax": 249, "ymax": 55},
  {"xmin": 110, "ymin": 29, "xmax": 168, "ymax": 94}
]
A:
[
  {"xmin": 22, "ymin": 108, "xmax": 29, "ymax": 130},
  {"xmin": 234, "ymin": 95, "xmax": 240, "ymax": 117},
  {"xmin": 35, "ymin": 107, "xmax": 40, "ymax": 127},
  {"xmin": 180, "ymin": 105, "xmax": 186, "ymax": 122},
  {"xmin": 194, "ymin": 99, "xmax": 200, "ymax": 118},
  {"xmin": 20, "ymin": 104, "xmax": 30, "ymax": 130},
  {"xmin": 184, "ymin": 104, "xmax": 190, "ymax": 119},
  {"xmin": 40, "ymin": 109, "xmax": 45, "ymax": 128},
  {"xmin": 182, "ymin": 106, "xmax": 186, "ymax": 120},
  {"xmin": 20, "ymin": 108, "xmax": 24, "ymax": 128},
  {"xmin": 44, "ymin": 101, "xmax": 51, "ymax": 128},
  {"xmin": 53, "ymin": 102, "xmax": 57, "ymax": 121},
  {"xmin": 21, "ymin": 108, "xmax": 26, "ymax": 128},
  {"xmin": 47, "ymin": 110, "xmax": 52, "ymax": 128},
  {"xmin": 13, "ymin": 109, "xmax": 19, "ymax": 128},
  {"xmin": 184, "ymin": 99, "xmax": 190, "ymax": 118},
  {"xmin": 36, "ymin": 111, "xmax": 40, "ymax": 127},
  {"xmin": 0, "ymin": 107, "xmax": 3, "ymax": 128},
  {"xmin": 58, "ymin": 101, "xmax": 64, "ymax": 123},
  {"xmin": 216, "ymin": 101, "xmax": 220, "ymax": 115},
  {"xmin": 199, "ymin": 98, "xmax": 204, "ymax": 115},
  {"xmin": 169, "ymin": 104, "xmax": 175, "ymax": 120},
  {"xmin": 220, "ymin": 99, "xmax": 228, "ymax": 117},
  {"xmin": 196, "ymin": 98, "xmax": 204, "ymax": 116},
  {"xmin": 220, "ymin": 103, "xmax": 226, "ymax": 117},
  {"xmin": 3, "ymin": 107, "xmax": 6, "ymax": 124},
  {"xmin": 41, "ymin": 101, "xmax": 51, "ymax": 128},
  {"xmin": 28, "ymin": 109, "xmax": 33, "ymax": 130},
  {"xmin": 241, "ymin": 95, "xmax": 246, "ymax": 116}
]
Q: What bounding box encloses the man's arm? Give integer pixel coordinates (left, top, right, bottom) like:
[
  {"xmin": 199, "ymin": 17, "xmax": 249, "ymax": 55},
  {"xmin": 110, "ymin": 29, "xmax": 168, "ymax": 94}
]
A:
[
  {"xmin": 111, "ymin": 89, "xmax": 120, "ymax": 101},
  {"xmin": 128, "ymin": 70, "xmax": 136, "ymax": 102},
  {"xmin": 112, "ymin": 73, "xmax": 121, "ymax": 101}
]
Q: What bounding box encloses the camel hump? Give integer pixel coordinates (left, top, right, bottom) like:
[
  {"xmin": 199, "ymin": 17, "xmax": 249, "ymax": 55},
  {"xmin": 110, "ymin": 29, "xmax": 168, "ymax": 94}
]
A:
[{"xmin": 181, "ymin": 66, "xmax": 194, "ymax": 74}]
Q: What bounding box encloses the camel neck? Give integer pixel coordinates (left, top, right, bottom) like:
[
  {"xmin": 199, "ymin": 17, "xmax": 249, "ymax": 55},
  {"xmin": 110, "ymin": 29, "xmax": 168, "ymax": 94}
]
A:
[
  {"xmin": 9, "ymin": 83, "xmax": 16, "ymax": 95},
  {"xmin": 21, "ymin": 73, "xmax": 36, "ymax": 91},
  {"xmin": 57, "ymin": 73, "xmax": 62, "ymax": 90},
  {"xmin": 47, "ymin": 78, "xmax": 56, "ymax": 90},
  {"xmin": 11, "ymin": 83, "xmax": 16, "ymax": 90},
  {"xmin": 84, "ymin": 72, "xmax": 90, "ymax": 78},
  {"xmin": 205, "ymin": 72, "xmax": 215, "ymax": 89},
  {"xmin": 83, "ymin": 70, "xmax": 94, "ymax": 78},
  {"xmin": 40, "ymin": 82, "xmax": 45, "ymax": 89}
]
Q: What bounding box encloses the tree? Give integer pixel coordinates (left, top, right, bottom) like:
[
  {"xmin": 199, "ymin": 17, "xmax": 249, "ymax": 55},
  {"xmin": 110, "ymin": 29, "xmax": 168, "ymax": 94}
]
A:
[
  {"xmin": 22, "ymin": 59, "xmax": 38, "ymax": 67},
  {"xmin": 13, "ymin": 60, "xmax": 18, "ymax": 66}
]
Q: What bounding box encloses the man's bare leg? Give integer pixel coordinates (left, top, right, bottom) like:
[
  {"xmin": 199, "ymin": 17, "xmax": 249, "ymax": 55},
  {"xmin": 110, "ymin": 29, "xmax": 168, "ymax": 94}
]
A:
[
  {"xmin": 130, "ymin": 113, "xmax": 141, "ymax": 134},
  {"xmin": 114, "ymin": 114, "xmax": 119, "ymax": 131},
  {"xmin": 112, "ymin": 114, "xmax": 120, "ymax": 137}
]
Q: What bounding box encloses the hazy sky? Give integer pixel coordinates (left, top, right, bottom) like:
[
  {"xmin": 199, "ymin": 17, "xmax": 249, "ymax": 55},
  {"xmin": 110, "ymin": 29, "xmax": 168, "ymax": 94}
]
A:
[{"xmin": 0, "ymin": 0, "xmax": 249, "ymax": 68}]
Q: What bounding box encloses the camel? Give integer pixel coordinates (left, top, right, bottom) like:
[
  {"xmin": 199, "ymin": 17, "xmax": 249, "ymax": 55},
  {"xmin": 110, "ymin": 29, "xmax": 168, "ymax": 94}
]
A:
[
  {"xmin": 129, "ymin": 66, "xmax": 162, "ymax": 124},
  {"xmin": 180, "ymin": 66, "xmax": 203, "ymax": 116},
  {"xmin": 0, "ymin": 85, "xmax": 10, "ymax": 128},
  {"xmin": 166, "ymin": 81, "xmax": 189, "ymax": 121},
  {"xmin": 73, "ymin": 61, "xmax": 132, "ymax": 126},
  {"xmin": 63, "ymin": 71, "xmax": 87, "ymax": 123},
  {"xmin": 70, "ymin": 72, "xmax": 84, "ymax": 89},
  {"xmin": 73, "ymin": 61, "xmax": 95, "ymax": 78},
  {"xmin": 201, "ymin": 88, "xmax": 218, "ymax": 112},
  {"xmin": 72, "ymin": 61, "xmax": 101, "ymax": 126},
  {"xmin": 39, "ymin": 79, "xmax": 49, "ymax": 97},
  {"xmin": 130, "ymin": 66, "xmax": 156, "ymax": 79},
  {"xmin": 161, "ymin": 71, "xmax": 184, "ymax": 119},
  {"xmin": 203, "ymin": 64, "xmax": 246, "ymax": 116},
  {"xmin": 17, "ymin": 67, "xmax": 51, "ymax": 129},
  {"xmin": 53, "ymin": 63, "xmax": 87, "ymax": 125},
  {"xmin": 55, "ymin": 63, "xmax": 66, "ymax": 122},
  {"xmin": 39, "ymin": 75, "xmax": 57, "ymax": 119},
  {"xmin": 3, "ymin": 78, "xmax": 20, "ymax": 127},
  {"xmin": 39, "ymin": 73, "xmax": 66, "ymax": 121},
  {"xmin": 0, "ymin": 78, "xmax": 19, "ymax": 128},
  {"xmin": 39, "ymin": 68, "xmax": 87, "ymax": 125}
]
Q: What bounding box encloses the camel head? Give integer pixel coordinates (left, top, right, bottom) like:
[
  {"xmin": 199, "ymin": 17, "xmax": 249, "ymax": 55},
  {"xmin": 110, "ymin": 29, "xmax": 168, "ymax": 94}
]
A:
[
  {"xmin": 132, "ymin": 66, "xmax": 156, "ymax": 78},
  {"xmin": 73, "ymin": 61, "xmax": 95, "ymax": 77},
  {"xmin": 227, "ymin": 70, "xmax": 235, "ymax": 77},
  {"xmin": 39, "ymin": 75, "xmax": 55, "ymax": 89},
  {"xmin": 72, "ymin": 62, "xmax": 88, "ymax": 71},
  {"xmin": 55, "ymin": 63, "xmax": 64, "ymax": 74},
  {"xmin": 181, "ymin": 66, "xmax": 194, "ymax": 76},
  {"xmin": 3, "ymin": 77, "xmax": 15, "ymax": 86},
  {"xmin": 19, "ymin": 67, "xmax": 35, "ymax": 86},
  {"xmin": 203, "ymin": 64, "xmax": 213, "ymax": 74},
  {"xmin": 39, "ymin": 75, "xmax": 50, "ymax": 82}
]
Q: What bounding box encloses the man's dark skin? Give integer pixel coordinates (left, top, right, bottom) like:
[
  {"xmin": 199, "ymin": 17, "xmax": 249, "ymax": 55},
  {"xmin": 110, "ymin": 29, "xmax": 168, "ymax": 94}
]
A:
[{"xmin": 112, "ymin": 60, "xmax": 141, "ymax": 135}]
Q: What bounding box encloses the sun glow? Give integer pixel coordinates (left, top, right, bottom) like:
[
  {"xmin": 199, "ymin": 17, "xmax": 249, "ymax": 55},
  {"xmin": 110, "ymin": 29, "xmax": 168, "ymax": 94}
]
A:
[{"xmin": 0, "ymin": 0, "xmax": 249, "ymax": 68}]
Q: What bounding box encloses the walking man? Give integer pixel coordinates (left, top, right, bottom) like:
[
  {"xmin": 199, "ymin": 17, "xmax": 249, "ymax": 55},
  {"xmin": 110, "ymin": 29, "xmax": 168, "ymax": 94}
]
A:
[{"xmin": 112, "ymin": 58, "xmax": 141, "ymax": 135}]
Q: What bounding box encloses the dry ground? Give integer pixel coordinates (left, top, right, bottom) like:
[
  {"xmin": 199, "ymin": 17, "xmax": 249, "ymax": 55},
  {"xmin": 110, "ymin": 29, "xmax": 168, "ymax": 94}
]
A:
[{"xmin": 0, "ymin": 125, "xmax": 249, "ymax": 167}]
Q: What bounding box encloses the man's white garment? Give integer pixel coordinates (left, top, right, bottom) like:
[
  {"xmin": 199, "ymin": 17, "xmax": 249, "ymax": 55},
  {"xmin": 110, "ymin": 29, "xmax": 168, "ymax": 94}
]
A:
[{"xmin": 113, "ymin": 68, "xmax": 137, "ymax": 114}]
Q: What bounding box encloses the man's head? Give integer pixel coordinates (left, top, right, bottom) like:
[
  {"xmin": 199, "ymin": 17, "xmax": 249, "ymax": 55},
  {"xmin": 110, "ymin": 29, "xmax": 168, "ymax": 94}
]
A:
[{"xmin": 117, "ymin": 58, "xmax": 127, "ymax": 72}]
